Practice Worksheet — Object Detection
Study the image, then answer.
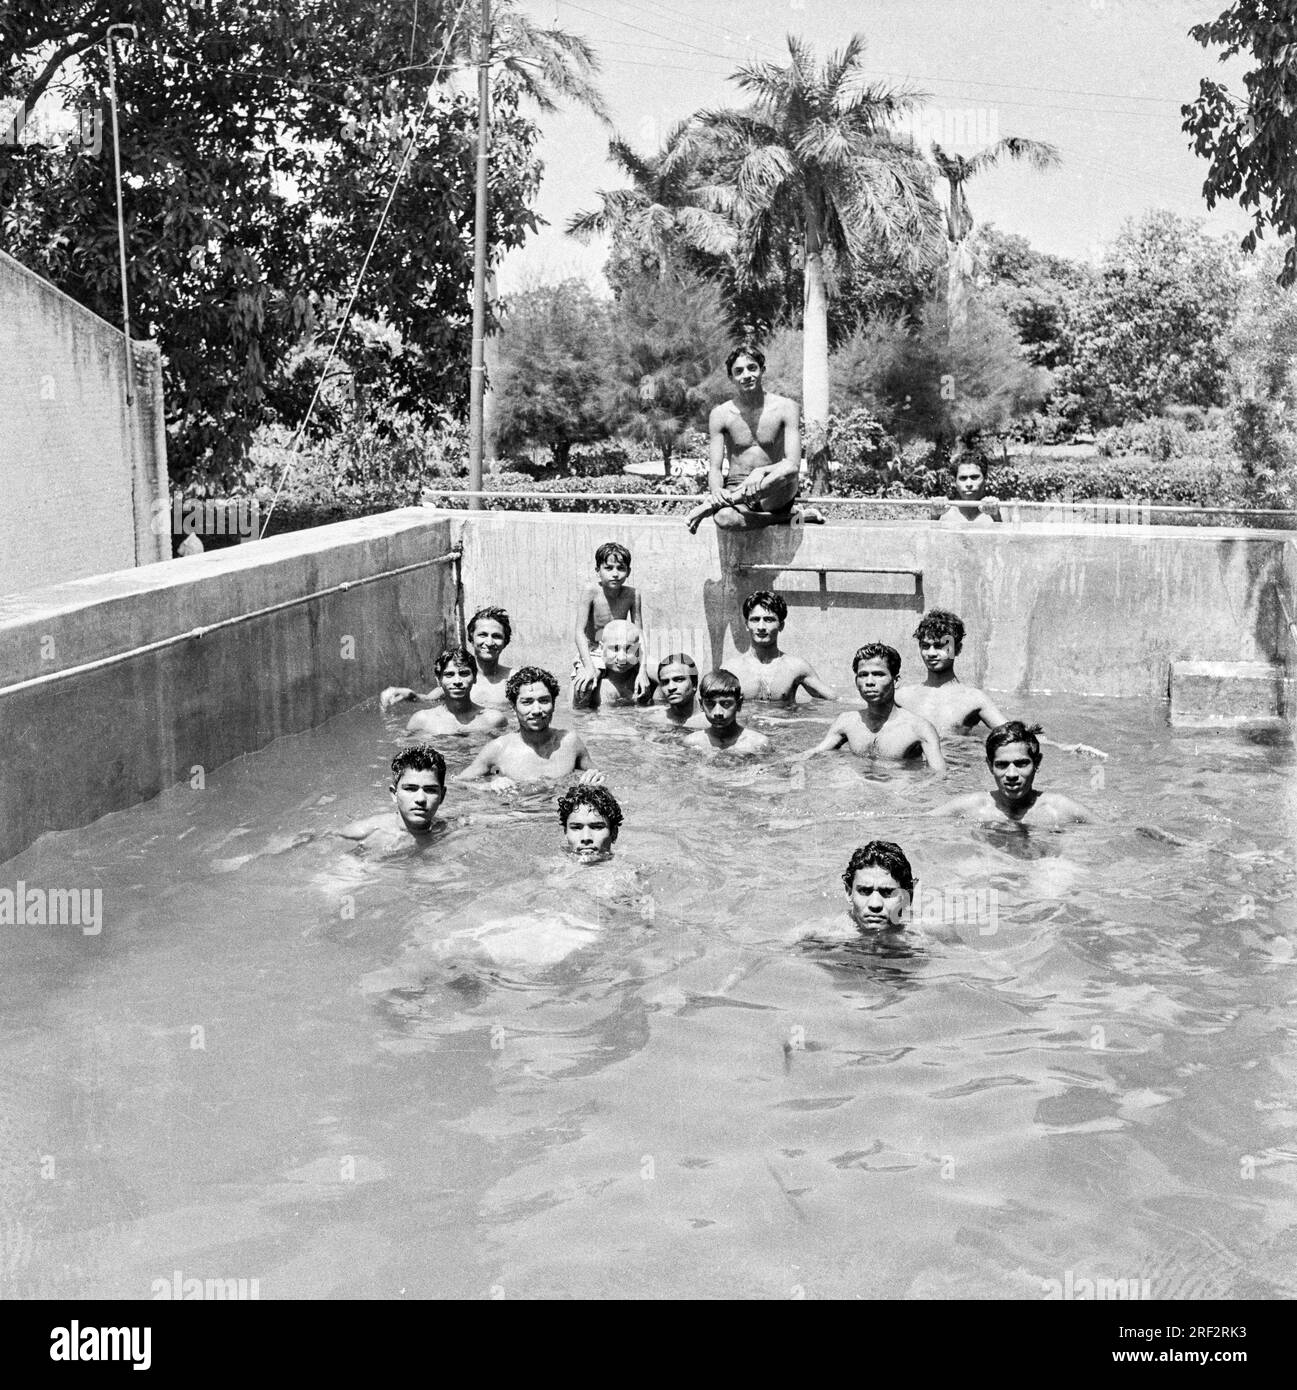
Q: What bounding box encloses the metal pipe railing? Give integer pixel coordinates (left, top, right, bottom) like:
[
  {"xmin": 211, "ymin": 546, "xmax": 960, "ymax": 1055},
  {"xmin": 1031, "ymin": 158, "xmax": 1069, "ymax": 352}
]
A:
[
  {"xmin": 0, "ymin": 549, "xmax": 461, "ymax": 699},
  {"xmin": 422, "ymin": 489, "xmax": 1297, "ymax": 520}
]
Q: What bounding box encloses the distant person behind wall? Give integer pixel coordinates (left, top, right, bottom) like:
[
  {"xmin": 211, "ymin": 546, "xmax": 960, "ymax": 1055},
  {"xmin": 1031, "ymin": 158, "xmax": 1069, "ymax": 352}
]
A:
[{"xmin": 933, "ymin": 447, "xmax": 1001, "ymax": 526}]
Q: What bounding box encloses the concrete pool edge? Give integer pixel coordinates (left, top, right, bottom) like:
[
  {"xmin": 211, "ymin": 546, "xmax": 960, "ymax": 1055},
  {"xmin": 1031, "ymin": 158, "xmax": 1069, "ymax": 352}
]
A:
[{"xmin": 0, "ymin": 509, "xmax": 456, "ymax": 865}]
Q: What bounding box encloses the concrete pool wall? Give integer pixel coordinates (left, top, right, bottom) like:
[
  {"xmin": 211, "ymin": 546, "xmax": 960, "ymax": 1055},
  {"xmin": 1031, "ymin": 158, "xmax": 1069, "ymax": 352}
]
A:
[
  {"xmin": 0, "ymin": 511, "xmax": 456, "ymax": 865},
  {"xmin": 450, "ymin": 510, "xmax": 1294, "ymax": 702},
  {"xmin": 2, "ymin": 505, "xmax": 1292, "ymax": 866}
]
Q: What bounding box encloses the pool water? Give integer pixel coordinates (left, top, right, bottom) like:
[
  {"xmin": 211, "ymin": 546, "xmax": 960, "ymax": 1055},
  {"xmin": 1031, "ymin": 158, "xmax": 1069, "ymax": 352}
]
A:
[{"xmin": 1, "ymin": 692, "xmax": 1294, "ymax": 1299}]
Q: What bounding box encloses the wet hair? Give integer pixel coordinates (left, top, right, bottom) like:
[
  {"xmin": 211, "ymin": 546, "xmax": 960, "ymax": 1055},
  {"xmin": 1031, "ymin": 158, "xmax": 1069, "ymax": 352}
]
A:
[
  {"xmin": 434, "ymin": 645, "xmax": 477, "ymax": 678},
  {"xmin": 913, "ymin": 609, "xmax": 965, "ymax": 654},
  {"xmin": 390, "ymin": 743, "xmax": 446, "ymax": 786},
  {"xmin": 952, "ymin": 455, "xmax": 988, "ymax": 477},
  {"xmin": 742, "ymin": 589, "xmax": 787, "ymax": 624},
  {"xmin": 726, "ymin": 344, "xmax": 765, "ymax": 376},
  {"xmin": 656, "ymin": 652, "xmax": 699, "ymax": 685},
  {"xmin": 852, "ymin": 642, "xmax": 902, "ymax": 678},
  {"xmin": 595, "ymin": 541, "xmax": 632, "ymax": 572},
  {"xmin": 505, "ymin": 665, "xmax": 559, "ymax": 705},
  {"xmin": 985, "ymin": 720, "xmax": 1043, "ymax": 765},
  {"xmin": 841, "ymin": 841, "xmax": 915, "ymax": 896},
  {"xmin": 557, "ymin": 783, "xmax": 624, "ymax": 842},
  {"xmin": 467, "ymin": 605, "xmax": 512, "ymax": 647},
  {"xmin": 699, "ymin": 668, "xmax": 742, "ymax": 705}
]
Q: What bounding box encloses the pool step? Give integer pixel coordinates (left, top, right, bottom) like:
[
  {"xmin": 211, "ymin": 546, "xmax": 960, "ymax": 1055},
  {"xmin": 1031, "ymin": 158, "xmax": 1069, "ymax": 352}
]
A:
[{"xmin": 1169, "ymin": 660, "xmax": 1287, "ymax": 729}]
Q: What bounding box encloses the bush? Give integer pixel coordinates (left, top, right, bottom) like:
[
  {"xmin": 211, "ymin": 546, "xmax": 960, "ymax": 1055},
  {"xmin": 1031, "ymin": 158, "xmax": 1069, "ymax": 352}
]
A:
[
  {"xmin": 427, "ymin": 472, "xmax": 701, "ymax": 514},
  {"xmin": 566, "ymin": 442, "xmax": 634, "ymax": 478},
  {"xmin": 827, "ymin": 408, "xmax": 898, "ymax": 469},
  {"xmin": 1096, "ymin": 417, "xmax": 1192, "ymax": 461}
]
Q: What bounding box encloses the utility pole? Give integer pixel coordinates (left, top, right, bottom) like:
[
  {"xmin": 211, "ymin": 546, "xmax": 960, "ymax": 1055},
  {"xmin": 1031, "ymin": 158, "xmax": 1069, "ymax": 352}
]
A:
[
  {"xmin": 105, "ymin": 24, "xmax": 138, "ymax": 408},
  {"xmin": 467, "ymin": 0, "xmax": 491, "ymax": 508}
]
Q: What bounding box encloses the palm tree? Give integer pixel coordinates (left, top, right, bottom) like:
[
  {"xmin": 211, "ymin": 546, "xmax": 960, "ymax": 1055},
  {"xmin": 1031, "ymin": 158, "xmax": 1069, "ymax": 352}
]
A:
[
  {"xmin": 931, "ymin": 137, "xmax": 1060, "ymax": 328},
  {"xmin": 566, "ymin": 121, "xmax": 738, "ymax": 279},
  {"xmin": 686, "ymin": 34, "xmax": 938, "ymax": 484}
]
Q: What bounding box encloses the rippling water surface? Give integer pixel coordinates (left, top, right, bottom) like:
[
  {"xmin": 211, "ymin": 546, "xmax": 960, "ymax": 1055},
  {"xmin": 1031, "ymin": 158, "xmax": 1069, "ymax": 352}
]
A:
[{"xmin": 1, "ymin": 693, "xmax": 1294, "ymax": 1299}]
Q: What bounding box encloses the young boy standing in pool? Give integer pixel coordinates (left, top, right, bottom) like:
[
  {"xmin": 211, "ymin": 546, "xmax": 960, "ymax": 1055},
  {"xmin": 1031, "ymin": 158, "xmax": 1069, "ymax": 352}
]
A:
[
  {"xmin": 382, "ymin": 606, "xmax": 516, "ymax": 711},
  {"xmin": 456, "ymin": 666, "xmax": 604, "ymax": 787},
  {"xmin": 574, "ymin": 542, "xmax": 651, "ymax": 702},
  {"xmin": 930, "ymin": 721, "xmax": 1096, "ymax": 826},
  {"xmin": 648, "ymin": 653, "xmax": 707, "ymax": 730},
  {"xmin": 895, "ymin": 610, "xmax": 1007, "ymax": 737},
  {"xmin": 685, "ymin": 669, "xmax": 771, "ymax": 757},
  {"xmin": 729, "ymin": 590, "xmax": 836, "ymax": 703},
  {"xmin": 799, "ymin": 643, "xmax": 946, "ymax": 772},
  {"xmin": 406, "ymin": 648, "xmax": 509, "ymax": 737}
]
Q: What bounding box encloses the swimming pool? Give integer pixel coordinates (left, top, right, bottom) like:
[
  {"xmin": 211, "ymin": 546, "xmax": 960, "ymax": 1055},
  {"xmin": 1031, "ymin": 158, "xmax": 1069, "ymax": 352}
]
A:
[{"xmin": 2, "ymin": 689, "xmax": 1293, "ymax": 1299}]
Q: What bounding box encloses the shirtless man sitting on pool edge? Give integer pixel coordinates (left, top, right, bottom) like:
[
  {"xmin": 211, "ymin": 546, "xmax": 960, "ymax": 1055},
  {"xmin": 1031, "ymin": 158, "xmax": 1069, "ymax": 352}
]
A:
[{"xmin": 685, "ymin": 346, "xmax": 824, "ymax": 533}]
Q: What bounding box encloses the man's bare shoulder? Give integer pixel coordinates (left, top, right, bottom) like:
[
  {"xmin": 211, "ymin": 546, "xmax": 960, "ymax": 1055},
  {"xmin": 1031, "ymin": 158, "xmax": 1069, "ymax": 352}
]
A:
[
  {"xmin": 764, "ymin": 391, "xmax": 798, "ymax": 419},
  {"xmin": 709, "ymin": 400, "xmax": 736, "ymax": 430}
]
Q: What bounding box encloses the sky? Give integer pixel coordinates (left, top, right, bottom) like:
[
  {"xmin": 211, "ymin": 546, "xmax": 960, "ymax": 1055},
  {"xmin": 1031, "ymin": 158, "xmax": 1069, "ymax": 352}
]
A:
[{"xmin": 496, "ymin": 0, "xmax": 1253, "ymax": 294}]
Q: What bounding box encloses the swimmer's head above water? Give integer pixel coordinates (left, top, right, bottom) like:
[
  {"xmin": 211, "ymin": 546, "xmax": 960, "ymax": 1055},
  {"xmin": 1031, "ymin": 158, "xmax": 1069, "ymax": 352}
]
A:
[
  {"xmin": 600, "ymin": 619, "xmax": 642, "ymax": 674},
  {"xmin": 434, "ymin": 646, "xmax": 477, "ymax": 701},
  {"xmin": 842, "ymin": 840, "xmax": 915, "ymax": 931},
  {"xmin": 505, "ymin": 666, "xmax": 559, "ymax": 731},
  {"xmin": 986, "ymin": 721, "xmax": 1044, "ymax": 803},
  {"xmin": 950, "ymin": 453, "xmax": 990, "ymax": 502},
  {"xmin": 389, "ymin": 743, "xmax": 446, "ymax": 836},
  {"xmin": 467, "ymin": 606, "xmax": 512, "ymax": 660},
  {"xmin": 699, "ymin": 668, "xmax": 743, "ymax": 727},
  {"xmin": 558, "ymin": 783, "xmax": 624, "ymax": 859},
  {"xmin": 912, "ymin": 609, "xmax": 965, "ymax": 669},
  {"xmin": 657, "ymin": 653, "xmax": 699, "ymax": 705}
]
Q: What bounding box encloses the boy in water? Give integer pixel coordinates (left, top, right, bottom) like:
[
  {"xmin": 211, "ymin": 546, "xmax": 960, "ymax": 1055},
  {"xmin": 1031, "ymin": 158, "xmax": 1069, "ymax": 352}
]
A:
[
  {"xmin": 930, "ymin": 721, "xmax": 1096, "ymax": 827},
  {"xmin": 897, "ymin": 610, "xmax": 1105, "ymax": 757},
  {"xmin": 729, "ymin": 590, "xmax": 836, "ymax": 702},
  {"xmin": 456, "ymin": 666, "xmax": 604, "ymax": 788},
  {"xmin": 647, "ymin": 653, "xmax": 707, "ymax": 730},
  {"xmin": 574, "ymin": 542, "xmax": 650, "ymax": 701},
  {"xmin": 685, "ymin": 669, "xmax": 771, "ymax": 757},
  {"xmin": 558, "ymin": 782, "xmax": 624, "ymax": 862},
  {"xmin": 685, "ymin": 346, "xmax": 825, "ymax": 533},
  {"xmin": 573, "ymin": 619, "xmax": 649, "ymax": 709},
  {"xmin": 382, "ymin": 605, "xmax": 515, "ymax": 711},
  {"xmin": 788, "ymin": 840, "xmax": 918, "ymax": 947},
  {"xmin": 406, "ymin": 647, "xmax": 509, "ymax": 737},
  {"xmin": 932, "ymin": 451, "xmax": 1001, "ymax": 525},
  {"xmin": 340, "ymin": 744, "xmax": 449, "ymax": 848},
  {"xmin": 895, "ymin": 609, "xmax": 1007, "ymax": 736},
  {"xmin": 799, "ymin": 643, "xmax": 946, "ymax": 771}
]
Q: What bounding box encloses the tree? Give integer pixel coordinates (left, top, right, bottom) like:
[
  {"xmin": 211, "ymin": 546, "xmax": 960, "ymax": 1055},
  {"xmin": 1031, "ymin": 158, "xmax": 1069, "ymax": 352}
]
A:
[
  {"xmin": 0, "ymin": 2, "xmax": 547, "ymax": 487},
  {"xmin": 492, "ymin": 279, "xmax": 613, "ymax": 469},
  {"xmin": 1226, "ymin": 247, "xmax": 1297, "ymax": 507},
  {"xmin": 1183, "ymin": 1, "xmax": 1297, "ymax": 287},
  {"xmin": 930, "ymin": 136, "xmax": 1059, "ymax": 328},
  {"xmin": 566, "ymin": 121, "xmax": 736, "ymax": 282},
  {"xmin": 1057, "ymin": 210, "xmax": 1241, "ymax": 424},
  {"xmin": 686, "ymin": 34, "xmax": 938, "ymax": 486},
  {"xmin": 970, "ymin": 224, "xmax": 1088, "ymax": 371},
  {"xmin": 606, "ymin": 270, "xmax": 732, "ymax": 474}
]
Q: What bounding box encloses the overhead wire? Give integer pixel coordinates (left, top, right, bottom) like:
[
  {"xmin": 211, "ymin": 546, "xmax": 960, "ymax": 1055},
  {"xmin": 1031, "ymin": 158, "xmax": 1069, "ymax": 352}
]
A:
[{"xmin": 259, "ymin": 0, "xmax": 476, "ymax": 538}]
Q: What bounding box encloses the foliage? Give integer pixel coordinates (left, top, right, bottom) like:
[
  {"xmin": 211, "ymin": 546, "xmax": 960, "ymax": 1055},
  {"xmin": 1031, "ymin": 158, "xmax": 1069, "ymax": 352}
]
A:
[
  {"xmin": 491, "ymin": 279, "xmax": 614, "ymax": 469},
  {"xmin": 1225, "ymin": 247, "xmax": 1297, "ymax": 507},
  {"xmin": 970, "ymin": 224, "xmax": 1088, "ymax": 371},
  {"xmin": 1183, "ymin": 1, "xmax": 1297, "ymax": 286},
  {"xmin": 826, "ymin": 408, "xmax": 898, "ymax": 469},
  {"xmin": 605, "ymin": 270, "xmax": 733, "ymax": 472},
  {"xmin": 1055, "ymin": 210, "xmax": 1241, "ymax": 425},
  {"xmin": 0, "ymin": 1, "xmax": 549, "ymax": 490}
]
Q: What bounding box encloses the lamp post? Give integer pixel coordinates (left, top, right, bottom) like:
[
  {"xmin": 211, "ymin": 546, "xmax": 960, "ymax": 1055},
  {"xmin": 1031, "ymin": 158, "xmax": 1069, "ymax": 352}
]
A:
[
  {"xmin": 466, "ymin": 0, "xmax": 491, "ymax": 509},
  {"xmin": 105, "ymin": 23, "xmax": 138, "ymax": 408}
]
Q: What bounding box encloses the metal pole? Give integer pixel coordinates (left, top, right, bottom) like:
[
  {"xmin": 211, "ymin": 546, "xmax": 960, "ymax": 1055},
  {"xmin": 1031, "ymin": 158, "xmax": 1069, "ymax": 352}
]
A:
[
  {"xmin": 105, "ymin": 24, "xmax": 138, "ymax": 408},
  {"xmin": 466, "ymin": 0, "xmax": 490, "ymax": 509}
]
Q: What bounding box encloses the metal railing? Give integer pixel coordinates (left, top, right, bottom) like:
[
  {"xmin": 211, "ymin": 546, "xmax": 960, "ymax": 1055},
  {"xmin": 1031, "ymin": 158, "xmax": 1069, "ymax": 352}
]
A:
[{"xmin": 0, "ymin": 549, "xmax": 461, "ymax": 699}]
